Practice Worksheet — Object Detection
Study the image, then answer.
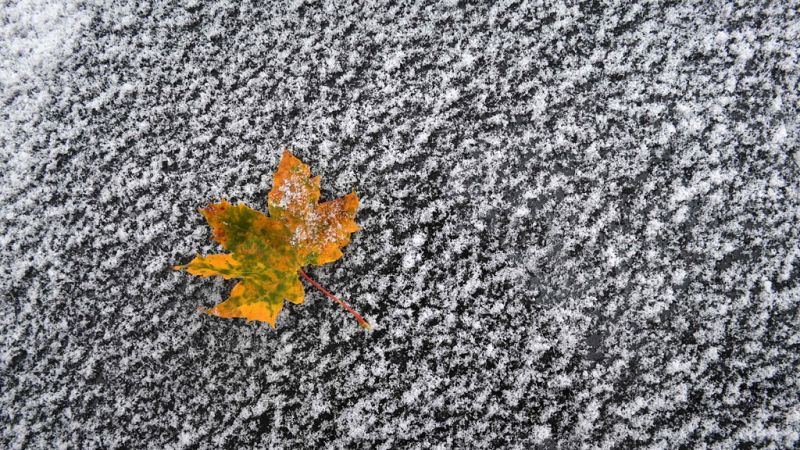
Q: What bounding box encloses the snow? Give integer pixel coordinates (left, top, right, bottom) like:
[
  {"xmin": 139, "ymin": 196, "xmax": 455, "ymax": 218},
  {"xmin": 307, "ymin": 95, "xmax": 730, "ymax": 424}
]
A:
[{"xmin": 2, "ymin": 0, "xmax": 800, "ymax": 448}]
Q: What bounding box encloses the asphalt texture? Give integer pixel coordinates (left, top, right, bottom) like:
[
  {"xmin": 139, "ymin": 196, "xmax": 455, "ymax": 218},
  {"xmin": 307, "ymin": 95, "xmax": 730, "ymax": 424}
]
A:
[{"xmin": 2, "ymin": 1, "xmax": 800, "ymax": 448}]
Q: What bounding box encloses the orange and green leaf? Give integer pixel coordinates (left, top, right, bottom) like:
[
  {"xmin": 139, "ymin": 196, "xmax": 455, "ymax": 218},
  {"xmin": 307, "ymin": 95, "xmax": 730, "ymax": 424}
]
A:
[
  {"xmin": 268, "ymin": 151, "xmax": 360, "ymax": 266},
  {"xmin": 175, "ymin": 150, "xmax": 366, "ymax": 329}
]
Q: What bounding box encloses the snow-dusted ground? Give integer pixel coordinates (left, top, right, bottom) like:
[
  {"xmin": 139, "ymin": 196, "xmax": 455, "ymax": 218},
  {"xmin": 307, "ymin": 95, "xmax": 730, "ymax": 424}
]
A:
[{"xmin": 2, "ymin": 1, "xmax": 800, "ymax": 448}]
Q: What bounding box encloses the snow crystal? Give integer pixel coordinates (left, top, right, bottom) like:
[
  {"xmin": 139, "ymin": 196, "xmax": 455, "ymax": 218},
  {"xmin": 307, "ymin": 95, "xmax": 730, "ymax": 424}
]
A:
[
  {"xmin": 383, "ymin": 51, "xmax": 406, "ymax": 72},
  {"xmin": 773, "ymin": 124, "xmax": 788, "ymax": 143}
]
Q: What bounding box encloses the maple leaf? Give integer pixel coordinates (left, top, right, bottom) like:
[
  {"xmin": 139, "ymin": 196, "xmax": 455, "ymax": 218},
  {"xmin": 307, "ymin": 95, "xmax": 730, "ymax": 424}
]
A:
[{"xmin": 175, "ymin": 150, "xmax": 369, "ymax": 329}]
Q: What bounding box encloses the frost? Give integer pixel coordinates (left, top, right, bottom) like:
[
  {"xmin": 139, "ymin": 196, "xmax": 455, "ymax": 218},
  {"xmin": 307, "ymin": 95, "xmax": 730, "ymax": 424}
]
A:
[
  {"xmin": 383, "ymin": 51, "xmax": 406, "ymax": 72},
  {"xmin": 2, "ymin": 1, "xmax": 799, "ymax": 448},
  {"xmin": 772, "ymin": 124, "xmax": 787, "ymax": 143}
]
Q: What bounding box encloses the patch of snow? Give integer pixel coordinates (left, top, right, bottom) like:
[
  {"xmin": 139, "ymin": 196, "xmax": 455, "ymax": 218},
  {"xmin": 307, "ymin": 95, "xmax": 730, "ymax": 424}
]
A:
[{"xmin": 1, "ymin": 1, "xmax": 799, "ymax": 448}]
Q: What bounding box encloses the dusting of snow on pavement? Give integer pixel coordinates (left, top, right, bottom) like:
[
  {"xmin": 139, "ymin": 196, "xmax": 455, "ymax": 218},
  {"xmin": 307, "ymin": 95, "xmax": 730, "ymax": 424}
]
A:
[{"xmin": 2, "ymin": 1, "xmax": 800, "ymax": 448}]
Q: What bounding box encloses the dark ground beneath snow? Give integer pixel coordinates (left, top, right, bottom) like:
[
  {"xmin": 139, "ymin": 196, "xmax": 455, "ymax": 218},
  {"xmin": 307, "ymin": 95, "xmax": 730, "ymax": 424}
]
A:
[{"xmin": 2, "ymin": 1, "xmax": 800, "ymax": 448}]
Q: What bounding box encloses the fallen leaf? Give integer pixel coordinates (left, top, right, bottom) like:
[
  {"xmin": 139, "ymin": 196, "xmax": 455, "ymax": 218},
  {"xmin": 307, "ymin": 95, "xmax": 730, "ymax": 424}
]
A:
[{"xmin": 175, "ymin": 150, "xmax": 367, "ymax": 329}]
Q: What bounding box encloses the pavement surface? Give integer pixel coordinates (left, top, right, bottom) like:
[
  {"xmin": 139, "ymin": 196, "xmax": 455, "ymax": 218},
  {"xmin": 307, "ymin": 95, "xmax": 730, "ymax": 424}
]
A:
[{"xmin": 2, "ymin": 1, "xmax": 800, "ymax": 448}]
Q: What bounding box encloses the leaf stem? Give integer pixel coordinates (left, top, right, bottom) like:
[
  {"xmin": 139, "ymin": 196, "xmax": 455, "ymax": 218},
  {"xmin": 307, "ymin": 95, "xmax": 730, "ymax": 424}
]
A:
[{"xmin": 298, "ymin": 269, "xmax": 371, "ymax": 330}]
